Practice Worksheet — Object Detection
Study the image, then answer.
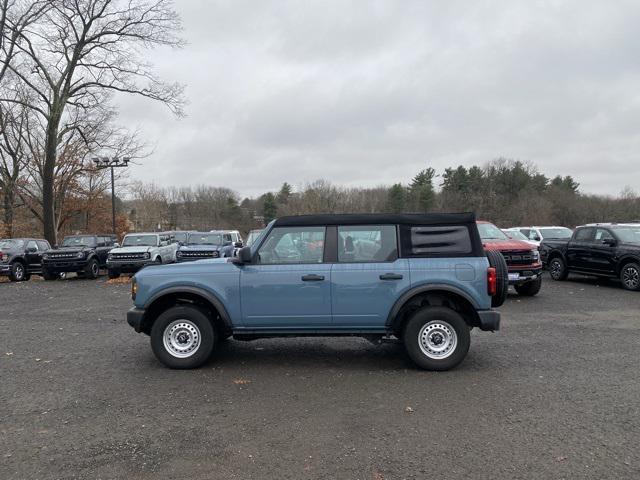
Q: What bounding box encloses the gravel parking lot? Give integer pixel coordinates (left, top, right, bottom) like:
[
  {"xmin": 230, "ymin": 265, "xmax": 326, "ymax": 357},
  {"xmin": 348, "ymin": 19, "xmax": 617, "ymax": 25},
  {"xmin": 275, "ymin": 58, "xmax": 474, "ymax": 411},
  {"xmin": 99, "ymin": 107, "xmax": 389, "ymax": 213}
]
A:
[{"xmin": 1, "ymin": 273, "xmax": 639, "ymax": 479}]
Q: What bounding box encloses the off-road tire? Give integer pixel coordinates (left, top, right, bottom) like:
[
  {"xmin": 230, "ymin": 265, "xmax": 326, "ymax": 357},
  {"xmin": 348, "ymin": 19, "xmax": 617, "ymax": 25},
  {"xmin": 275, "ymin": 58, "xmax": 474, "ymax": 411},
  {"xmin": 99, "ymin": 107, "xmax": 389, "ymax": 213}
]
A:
[
  {"xmin": 548, "ymin": 256, "xmax": 568, "ymax": 281},
  {"xmin": 514, "ymin": 276, "xmax": 542, "ymax": 296},
  {"xmin": 486, "ymin": 250, "xmax": 508, "ymax": 307},
  {"xmin": 84, "ymin": 258, "xmax": 99, "ymax": 279},
  {"xmin": 403, "ymin": 306, "xmax": 471, "ymax": 371},
  {"xmin": 150, "ymin": 305, "xmax": 217, "ymax": 369}
]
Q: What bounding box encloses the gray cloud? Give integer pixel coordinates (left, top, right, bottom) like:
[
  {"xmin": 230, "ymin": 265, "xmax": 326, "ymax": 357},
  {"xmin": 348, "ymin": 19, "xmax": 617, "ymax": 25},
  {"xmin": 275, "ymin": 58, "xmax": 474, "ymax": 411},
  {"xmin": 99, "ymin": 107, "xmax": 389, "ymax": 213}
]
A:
[{"xmin": 116, "ymin": 0, "xmax": 640, "ymax": 197}]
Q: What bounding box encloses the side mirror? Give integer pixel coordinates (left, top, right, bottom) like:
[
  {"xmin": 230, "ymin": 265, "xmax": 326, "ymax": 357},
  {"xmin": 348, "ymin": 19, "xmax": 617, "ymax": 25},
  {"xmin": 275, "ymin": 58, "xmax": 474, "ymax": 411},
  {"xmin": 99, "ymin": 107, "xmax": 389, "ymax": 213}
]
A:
[
  {"xmin": 603, "ymin": 238, "xmax": 616, "ymax": 246},
  {"xmin": 234, "ymin": 241, "xmax": 243, "ymax": 248},
  {"xmin": 533, "ymin": 236, "xmax": 541, "ymax": 241},
  {"xmin": 238, "ymin": 246, "xmax": 252, "ymax": 263},
  {"xmin": 27, "ymin": 246, "xmax": 37, "ymax": 253},
  {"xmin": 113, "ymin": 242, "xmax": 120, "ymax": 248}
]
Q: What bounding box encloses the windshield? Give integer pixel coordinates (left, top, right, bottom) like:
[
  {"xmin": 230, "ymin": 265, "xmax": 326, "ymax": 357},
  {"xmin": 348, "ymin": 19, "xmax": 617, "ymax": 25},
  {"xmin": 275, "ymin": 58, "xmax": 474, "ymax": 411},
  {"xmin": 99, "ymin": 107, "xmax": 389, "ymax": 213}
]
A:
[
  {"xmin": 123, "ymin": 234, "xmax": 158, "ymax": 247},
  {"xmin": 504, "ymin": 230, "xmax": 528, "ymax": 241},
  {"xmin": 0, "ymin": 239, "xmax": 24, "ymax": 249},
  {"xmin": 62, "ymin": 236, "xmax": 96, "ymax": 247},
  {"xmin": 540, "ymin": 227, "xmax": 573, "ymax": 239},
  {"xmin": 187, "ymin": 233, "xmax": 223, "ymax": 245},
  {"xmin": 613, "ymin": 227, "xmax": 640, "ymax": 244},
  {"xmin": 173, "ymin": 232, "xmax": 188, "ymax": 243},
  {"xmin": 477, "ymin": 223, "xmax": 508, "ymax": 240}
]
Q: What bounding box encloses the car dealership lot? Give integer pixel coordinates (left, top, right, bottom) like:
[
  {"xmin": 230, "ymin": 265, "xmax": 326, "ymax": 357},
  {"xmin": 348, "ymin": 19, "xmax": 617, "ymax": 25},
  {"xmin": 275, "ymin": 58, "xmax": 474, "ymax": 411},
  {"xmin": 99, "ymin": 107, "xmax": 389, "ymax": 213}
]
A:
[{"xmin": 1, "ymin": 275, "xmax": 638, "ymax": 479}]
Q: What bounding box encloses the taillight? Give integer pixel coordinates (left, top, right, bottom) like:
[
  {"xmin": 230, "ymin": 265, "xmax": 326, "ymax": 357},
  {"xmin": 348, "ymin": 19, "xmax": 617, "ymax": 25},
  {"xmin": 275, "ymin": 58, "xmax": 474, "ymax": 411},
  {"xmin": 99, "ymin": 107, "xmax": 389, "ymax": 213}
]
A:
[{"xmin": 487, "ymin": 267, "xmax": 497, "ymax": 296}]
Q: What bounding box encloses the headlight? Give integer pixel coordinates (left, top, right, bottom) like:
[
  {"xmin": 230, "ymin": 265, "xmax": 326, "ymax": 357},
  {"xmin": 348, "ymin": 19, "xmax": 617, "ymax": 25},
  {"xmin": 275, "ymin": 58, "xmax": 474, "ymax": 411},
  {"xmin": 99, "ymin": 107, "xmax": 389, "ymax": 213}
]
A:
[
  {"xmin": 131, "ymin": 278, "xmax": 138, "ymax": 301},
  {"xmin": 176, "ymin": 251, "xmax": 182, "ymax": 257},
  {"xmin": 76, "ymin": 251, "xmax": 85, "ymax": 258},
  {"xmin": 143, "ymin": 252, "xmax": 150, "ymax": 259},
  {"xmin": 42, "ymin": 253, "xmax": 49, "ymax": 260},
  {"xmin": 532, "ymin": 250, "xmax": 540, "ymax": 262},
  {"xmin": 107, "ymin": 253, "xmax": 113, "ymax": 260}
]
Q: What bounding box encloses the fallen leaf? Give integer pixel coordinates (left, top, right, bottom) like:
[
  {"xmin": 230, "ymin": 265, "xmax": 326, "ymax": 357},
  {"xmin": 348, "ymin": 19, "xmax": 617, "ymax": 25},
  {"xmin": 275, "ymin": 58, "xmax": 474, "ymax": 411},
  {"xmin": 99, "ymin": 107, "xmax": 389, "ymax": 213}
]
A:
[
  {"xmin": 404, "ymin": 406, "xmax": 414, "ymax": 413},
  {"xmin": 35, "ymin": 358, "xmax": 41, "ymax": 362},
  {"xmin": 233, "ymin": 379, "xmax": 251, "ymax": 385},
  {"xmin": 556, "ymin": 456, "xmax": 567, "ymax": 462},
  {"xmin": 5, "ymin": 352, "xmax": 13, "ymax": 356}
]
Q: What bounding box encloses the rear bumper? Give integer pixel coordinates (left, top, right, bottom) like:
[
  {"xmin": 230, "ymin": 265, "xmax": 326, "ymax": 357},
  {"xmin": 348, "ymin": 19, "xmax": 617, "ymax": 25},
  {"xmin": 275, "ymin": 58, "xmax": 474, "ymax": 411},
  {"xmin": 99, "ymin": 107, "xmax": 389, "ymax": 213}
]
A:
[
  {"xmin": 127, "ymin": 307, "xmax": 146, "ymax": 333},
  {"xmin": 477, "ymin": 310, "xmax": 500, "ymax": 331}
]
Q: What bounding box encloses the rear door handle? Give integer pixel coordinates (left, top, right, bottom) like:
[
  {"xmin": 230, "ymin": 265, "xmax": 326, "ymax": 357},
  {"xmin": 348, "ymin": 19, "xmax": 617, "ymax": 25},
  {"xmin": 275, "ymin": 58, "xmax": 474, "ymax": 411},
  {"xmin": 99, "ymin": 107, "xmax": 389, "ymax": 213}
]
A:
[
  {"xmin": 379, "ymin": 273, "xmax": 403, "ymax": 280},
  {"xmin": 302, "ymin": 274, "xmax": 325, "ymax": 281}
]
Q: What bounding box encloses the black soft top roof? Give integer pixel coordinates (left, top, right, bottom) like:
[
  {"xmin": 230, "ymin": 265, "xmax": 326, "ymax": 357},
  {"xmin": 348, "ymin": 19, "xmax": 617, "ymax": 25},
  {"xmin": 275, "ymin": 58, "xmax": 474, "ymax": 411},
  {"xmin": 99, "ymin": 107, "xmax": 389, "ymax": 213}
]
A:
[{"xmin": 274, "ymin": 212, "xmax": 476, "ymax": 227}]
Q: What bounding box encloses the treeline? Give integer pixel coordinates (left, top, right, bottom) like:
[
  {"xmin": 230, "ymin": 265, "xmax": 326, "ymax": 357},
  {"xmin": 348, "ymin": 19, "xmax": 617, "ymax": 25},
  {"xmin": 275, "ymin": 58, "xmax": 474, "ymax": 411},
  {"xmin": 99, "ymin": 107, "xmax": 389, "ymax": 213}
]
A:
[{"xmin": 120, "ymin": 159, "xmax": 640, "ymax": 235}]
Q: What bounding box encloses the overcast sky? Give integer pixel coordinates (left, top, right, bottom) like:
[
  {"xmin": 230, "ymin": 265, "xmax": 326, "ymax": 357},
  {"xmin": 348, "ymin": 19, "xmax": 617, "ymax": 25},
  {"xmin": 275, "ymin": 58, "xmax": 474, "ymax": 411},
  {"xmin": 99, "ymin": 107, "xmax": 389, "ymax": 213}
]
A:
[{"xmin": 116, "ymin": 0, "xmax": 640, "ymax": 198}]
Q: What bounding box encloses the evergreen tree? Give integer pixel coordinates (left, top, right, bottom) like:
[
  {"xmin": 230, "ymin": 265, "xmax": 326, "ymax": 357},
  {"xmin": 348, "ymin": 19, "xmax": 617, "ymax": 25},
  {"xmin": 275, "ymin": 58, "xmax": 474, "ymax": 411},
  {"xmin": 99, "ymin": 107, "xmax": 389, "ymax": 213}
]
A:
[
  {"xmin": 409, "ymin": 168, "xmax": 436, "ymax": 212},
  {"xmin": 261, "ymin": 192, "xmax": 278, "ymax": 222},
  {"xmin": 386, "ymin": 183, "xmax": 406, "ymax": 213}
]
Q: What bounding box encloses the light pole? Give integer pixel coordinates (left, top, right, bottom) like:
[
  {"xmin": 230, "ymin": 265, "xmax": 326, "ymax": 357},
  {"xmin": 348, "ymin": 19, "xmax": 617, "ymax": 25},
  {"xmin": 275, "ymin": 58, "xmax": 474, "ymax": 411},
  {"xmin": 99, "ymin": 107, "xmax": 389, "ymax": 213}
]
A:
[{"xmin": 92, "ymin": 156, "xmax": 130, "ymax": 235}]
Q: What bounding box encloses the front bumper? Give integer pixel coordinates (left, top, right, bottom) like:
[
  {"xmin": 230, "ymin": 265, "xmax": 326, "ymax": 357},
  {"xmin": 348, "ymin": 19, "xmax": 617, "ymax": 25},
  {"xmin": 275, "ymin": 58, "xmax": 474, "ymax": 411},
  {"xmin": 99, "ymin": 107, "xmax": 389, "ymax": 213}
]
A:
[
  {"xmin": 507, "ymin": 264, "xmax": 543, "ymax": 285},
  {"xmin": 43, "ymin": 260, "xmax": 89, "ymax": 272},
  {"xmin": 127, "ymin": 307, "xmax": 146, "ymax": 333},
  {"xmin": 0, "ymin": 263, "xmax": 11, "ymax": 274},
  {"xmin": 477, "ymin": 310, "xmax": 500, "ymax": 331},
  {"xmin": 108, "ymin": 259, "xmax": 154, "ymax": 273}
]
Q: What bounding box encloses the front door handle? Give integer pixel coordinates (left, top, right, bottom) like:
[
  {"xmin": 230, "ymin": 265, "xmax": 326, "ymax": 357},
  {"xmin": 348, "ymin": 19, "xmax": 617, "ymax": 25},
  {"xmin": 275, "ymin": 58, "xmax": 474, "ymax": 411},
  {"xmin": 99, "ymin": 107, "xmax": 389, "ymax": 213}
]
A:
[
  {"xmin": 379, "ymin": 273, "xmax": 403, "ymax": 280},
  {"xmin": 302, "ymin": 274, "xmax": 325, "ymax": 281}
]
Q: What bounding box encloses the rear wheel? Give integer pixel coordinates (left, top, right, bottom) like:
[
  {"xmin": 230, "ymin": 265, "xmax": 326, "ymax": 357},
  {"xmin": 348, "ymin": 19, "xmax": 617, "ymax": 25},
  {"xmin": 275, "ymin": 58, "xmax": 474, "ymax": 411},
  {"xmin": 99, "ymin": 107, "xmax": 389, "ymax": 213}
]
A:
[
  {"xmin": 514, "ymin": 276, "xmax": 542, "ymax": 296},
  {"xmin": 403, "ymin": 306, "xmax": 470, "ymax": 371},
  {"xmin": 486, "ymin": 250, "xmax": 508, "ymax": 307},
  {"xmin": 620, "ymin": 262, "xmax": 640, "ymax": 291},
  {"xmin": 8, "ymin": 261, "xmax": 27, "ymax": 282},
  {"xmin": 549, "ymin": 256, "xmax": 568, "ymax": 281},
  {"xmin": 84, "ymin": 258, "xmax": 99, "ymax": 279},
  {"xmin": 150, "ymin": 305, "xmax": 217, "ymax": 369}
]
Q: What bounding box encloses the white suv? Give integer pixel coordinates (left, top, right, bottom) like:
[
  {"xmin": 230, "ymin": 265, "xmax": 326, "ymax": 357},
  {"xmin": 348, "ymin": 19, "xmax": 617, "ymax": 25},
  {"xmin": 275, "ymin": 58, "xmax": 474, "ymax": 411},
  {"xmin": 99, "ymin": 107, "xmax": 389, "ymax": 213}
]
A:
[
  {"xmin": 510, "ymin": 226, "xmax": 573, "ymax": 245},
  {"xmin": 107, "ymin": 232, "xmax": 177, "ymax": 278}
]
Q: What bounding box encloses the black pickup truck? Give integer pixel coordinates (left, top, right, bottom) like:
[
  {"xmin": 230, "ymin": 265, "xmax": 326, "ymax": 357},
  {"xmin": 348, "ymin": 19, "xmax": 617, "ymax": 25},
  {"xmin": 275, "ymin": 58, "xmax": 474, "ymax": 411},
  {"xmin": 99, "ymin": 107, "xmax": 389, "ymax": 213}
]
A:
[
  {"xmin": 540, "ymin": 224, "xmax": 640, "ymax": 291},
  {"xmin": 0, "ymin": 238, "xmax": 51, "ymax": 281}
]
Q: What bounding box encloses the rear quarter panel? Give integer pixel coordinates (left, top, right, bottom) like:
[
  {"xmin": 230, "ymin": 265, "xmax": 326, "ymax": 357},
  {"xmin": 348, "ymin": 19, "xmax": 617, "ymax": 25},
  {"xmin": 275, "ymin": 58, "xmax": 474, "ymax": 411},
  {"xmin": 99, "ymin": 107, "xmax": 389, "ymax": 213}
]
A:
[{"xmin": 408, "ymin": 257, "xmax": 492, "ymax": 310}]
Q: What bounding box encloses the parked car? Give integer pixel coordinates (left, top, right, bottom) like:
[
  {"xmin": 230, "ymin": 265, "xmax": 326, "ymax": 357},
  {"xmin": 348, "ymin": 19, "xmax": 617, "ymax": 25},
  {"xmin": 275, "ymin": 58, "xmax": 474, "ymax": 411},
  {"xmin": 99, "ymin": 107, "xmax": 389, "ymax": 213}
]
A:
[
  {"xmin": 42, "ymin": 235, "xmax": 117, "ymax": 280},
  {"xmin": 126, "ymin": 213, "xmax": 506, "ymax": 370},
  {"xmin": 168, "ymin": 231, "xmax": 190, "ymax": 245},
  {"xmin": 478, "ymin": 221, "xmax": 543, "ymax": 296},
  {"xmin": 245, "ymin": 229, "xmax": 264, "ymax": 247},
  {"xmin": 540, "ymin": 224, "xmax": 640, "ymax": 291},
  {"xmin": 502, "ymin": 228, "xmax": 539, "ymax": 247},
  {"xmin": 0, "ymin": 238, "xmax": 51, "ymax": 281},
  {"xmin": 107, "ymin": 232, "xmax": 177, "ymax": 278},
  {"xmin": 511, "ymin": 226, "xmax": 573, "ymax": 245},
  {"xmin": 176, "ymin": 231, "xmax": 235, "ymax": 262}
]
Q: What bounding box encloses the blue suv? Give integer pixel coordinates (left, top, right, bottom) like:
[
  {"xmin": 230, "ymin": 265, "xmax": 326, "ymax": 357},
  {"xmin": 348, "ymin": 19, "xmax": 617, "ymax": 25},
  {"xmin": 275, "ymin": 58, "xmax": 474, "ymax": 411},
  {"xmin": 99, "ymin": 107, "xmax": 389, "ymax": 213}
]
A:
[
  {"xmin": 127, "ymin": 213, "xmax": 506, "ymax": 370},
  {"xmin": 176, "ymin": 231, "xmax": 235, "ymax": 262}
]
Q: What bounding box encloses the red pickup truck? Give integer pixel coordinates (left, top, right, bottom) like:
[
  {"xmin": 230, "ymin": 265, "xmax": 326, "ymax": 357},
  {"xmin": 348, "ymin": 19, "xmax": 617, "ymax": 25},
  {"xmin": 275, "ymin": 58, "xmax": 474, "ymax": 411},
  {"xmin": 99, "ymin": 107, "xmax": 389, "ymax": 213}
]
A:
[{"xmin": 477, "ymin": 221, "xmax": 543, "ymax": 296}]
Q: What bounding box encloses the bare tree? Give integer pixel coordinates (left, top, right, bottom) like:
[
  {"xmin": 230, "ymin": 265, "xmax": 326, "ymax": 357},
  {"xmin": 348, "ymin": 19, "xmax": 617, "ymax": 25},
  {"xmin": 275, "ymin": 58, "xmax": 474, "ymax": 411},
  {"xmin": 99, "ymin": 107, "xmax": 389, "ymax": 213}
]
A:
[{"xmin": 2, "ymin": 0, "xmax": 184, "ymax": 243}]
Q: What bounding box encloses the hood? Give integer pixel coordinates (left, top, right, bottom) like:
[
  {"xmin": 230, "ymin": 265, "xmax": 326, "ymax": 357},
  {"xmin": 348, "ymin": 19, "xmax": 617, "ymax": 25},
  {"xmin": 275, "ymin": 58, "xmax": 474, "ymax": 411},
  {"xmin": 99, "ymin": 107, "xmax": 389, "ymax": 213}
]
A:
[
  {"xmin": 46, "ymin": 245, "xmax": 93, "ymax": 253},
  {"xmin": 110, "ymin": 246, "xmax": 151, "ymax": 254},
  {"xmin": 482, "ymin": 239, "xmax": 535, "ymax": 252},
  {"xmin": 135, "ymin": 257, "xmax": 231, "ymax": 277},
  {"xmin": 179, "ymin": 244, "xmax": 221, "ymax": 251}
]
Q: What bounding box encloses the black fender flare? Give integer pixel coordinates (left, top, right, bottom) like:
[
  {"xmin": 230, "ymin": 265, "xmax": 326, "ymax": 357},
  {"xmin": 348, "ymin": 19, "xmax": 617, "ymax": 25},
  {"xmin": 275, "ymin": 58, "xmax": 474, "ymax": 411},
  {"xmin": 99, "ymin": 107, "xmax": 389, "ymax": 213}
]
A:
[
  {"xmin": 143, "ymin": 286, "xmax": 233, "ymax": 331},
  {"xmin": 386, "ymin": 283, "xmax": 480, "ymax": 330}
]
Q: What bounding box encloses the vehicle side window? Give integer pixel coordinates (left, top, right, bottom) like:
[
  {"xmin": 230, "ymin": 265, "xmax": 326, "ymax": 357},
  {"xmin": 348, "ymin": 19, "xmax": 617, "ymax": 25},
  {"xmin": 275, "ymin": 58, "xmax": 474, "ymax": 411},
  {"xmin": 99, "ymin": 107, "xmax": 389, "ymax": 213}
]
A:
[
  {"xmin": 529, "ymin": 230, "xmax": 541, "ymax": 241},
  {"xmin": 338, "ymin": 225, "xmax": 397, "ymax": 262},
  {"xmin": 37, "ymin": 241, "xmax": 49, "ymax": 251},
  {"xmin": 595, "ymin": 229, "xmax": 614, "ymax": 242},
  {"xmin": 520, "ymin": 229, "xmax": 531, "ymax": 238},
  {"xmin": 26, "ymin": 240, "xmax": 38, "ymax": 251},
  {"xmin": 574, "ymin": 228, "xmax": 594, "ymax": 242},
  {"xmin": 403, "ymin": 225, "xmax": 472, "ymax": 256},
  {"xmin": 98, "ymin": 236, "xmax": 108, "ymax": 247},
  {"xmin": 257, "ymin": 226, "xmax": 325, "ymax": 264},
  {"xmin": 223, "ymin": 234, "xmax": 232, "ymax": 243}
]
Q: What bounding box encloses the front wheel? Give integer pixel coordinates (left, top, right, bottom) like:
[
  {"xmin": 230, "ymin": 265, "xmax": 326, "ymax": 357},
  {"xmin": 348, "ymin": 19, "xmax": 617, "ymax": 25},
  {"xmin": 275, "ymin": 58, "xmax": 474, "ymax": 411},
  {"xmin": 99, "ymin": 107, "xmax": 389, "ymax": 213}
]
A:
[
  {"xmin": 514, "ymin": 276, "xmax": 542, "ymax": 296},
  {"xmin": 620, "ymin": 262, "xmax": 640, "ymax": 291},
  {"xmin": 548, "ymin": 257, "xmax": 568, "ymax": 281},
  {"xmin": 403, "ymin": 306, "xmax": 471, "ymax": 371},
  {"xmin": 84, "ymin": 258, "xmax": 99, "ymax": 279},
  {"xmin": 150, "ymin": 305, "xmax": 217, "ymax": 369}
]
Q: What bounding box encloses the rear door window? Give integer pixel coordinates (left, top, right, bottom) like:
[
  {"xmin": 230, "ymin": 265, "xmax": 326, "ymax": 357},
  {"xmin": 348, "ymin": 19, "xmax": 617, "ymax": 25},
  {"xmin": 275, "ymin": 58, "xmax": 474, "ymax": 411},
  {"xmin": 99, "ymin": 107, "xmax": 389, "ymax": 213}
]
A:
[
  {"xmin": 574, "ymin": 228, "xmax": 594, "ymax": 242},
  {"xmin": 337, "ymin": 225, "xmax": 397, "ymax": 262},
  {"xmin": 403, "ymin": 225, "xmax": 472, "ymax": 256}
]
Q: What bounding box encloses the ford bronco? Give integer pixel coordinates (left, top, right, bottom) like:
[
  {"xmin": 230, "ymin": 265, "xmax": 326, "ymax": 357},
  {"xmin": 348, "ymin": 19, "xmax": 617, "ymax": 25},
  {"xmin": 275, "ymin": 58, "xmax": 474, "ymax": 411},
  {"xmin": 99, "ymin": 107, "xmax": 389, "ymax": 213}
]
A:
[
  {"xmin": 126, "ymin": 213, "xmax": 506, "ymax": 370},
  {"xmin": 107, "ymin": 232, "xmax": 177, "ymax": 278},
  {"xmin": 42, "ymin": 234, "xmax": 117, "ymax": 280}
]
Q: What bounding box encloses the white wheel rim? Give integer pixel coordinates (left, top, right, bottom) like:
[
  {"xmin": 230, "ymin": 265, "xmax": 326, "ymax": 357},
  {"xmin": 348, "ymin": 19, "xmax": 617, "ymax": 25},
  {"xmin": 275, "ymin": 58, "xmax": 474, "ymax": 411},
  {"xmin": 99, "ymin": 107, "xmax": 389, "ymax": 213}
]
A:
[
  {"xmin": 163, "ymin": 319, "xmax": 201, "ymax": 358},
  {"xmin": 418, "ymin": 321, "xmax": 457, "ymax": 359},
  {"xmin": 623, "ymin": 266, "xmax": 639, "ymax": 289}
]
